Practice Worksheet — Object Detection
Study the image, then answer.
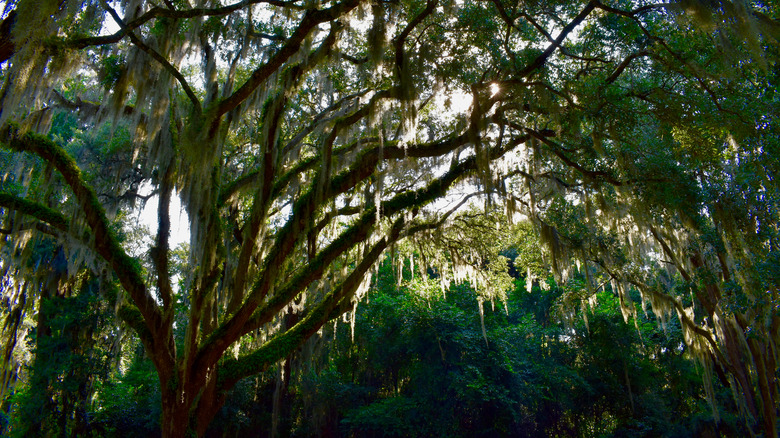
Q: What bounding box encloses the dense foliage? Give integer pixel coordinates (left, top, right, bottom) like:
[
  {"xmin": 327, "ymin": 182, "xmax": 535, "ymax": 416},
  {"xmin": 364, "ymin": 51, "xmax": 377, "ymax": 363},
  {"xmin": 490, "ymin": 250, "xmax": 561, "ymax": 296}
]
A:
[
  {"xmin": 0, "ymin": 249, "xmax": 754, "ymax": 437},
  {"xmin": 0, "ymin": 0, "xmax": 777, "ymax": 436},
  {"xmin": 292, "ymin": 260, "xmax": 740, "ymax": 438}
]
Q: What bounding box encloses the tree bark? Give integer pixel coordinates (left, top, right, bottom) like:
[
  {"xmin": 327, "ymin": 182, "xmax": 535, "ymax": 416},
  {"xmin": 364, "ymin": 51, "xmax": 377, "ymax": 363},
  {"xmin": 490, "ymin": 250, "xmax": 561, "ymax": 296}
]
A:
[
  {"xmin": 0, "ymin": 10, "xmax": 15, "ymax": 64},
  {"xmin": 161, "ymin": 383, "xmax": 194, "ymax": 438}
]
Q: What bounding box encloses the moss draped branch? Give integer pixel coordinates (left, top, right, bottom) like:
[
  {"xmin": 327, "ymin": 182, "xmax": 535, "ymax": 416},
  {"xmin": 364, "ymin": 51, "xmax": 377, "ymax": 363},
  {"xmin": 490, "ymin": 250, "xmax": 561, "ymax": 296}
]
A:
[
  {"xmin": 194, "ymin": 131, "xmax": 529, "ymax": 372},
  {"xmin": 215, "ymin": 200, "xmax": 470, "ymax": 388},
  {"xmin": 0, "ymin": 192, "xmax": 68, "ymax": 231},
  {"xmin": 216, "ymin": 215, "xmax": 406, "ymax": 388},
  {"xmin": 230, "ymin": 19, "xmax": 346, "ymax": 309},
  {"xmin": 0, "ymin": 126, "xmax": 165, "ymax": 357},
  {"xmin": 61, "ymin": 0, "xmax": 304, "ymax": 51},
  {"xmin": 215, "ymin": 0, "xmax": 363, "ymax": 118},
  {"xmin": 101, "ymin": 2, "xmax": 202, "ymax": 115}
]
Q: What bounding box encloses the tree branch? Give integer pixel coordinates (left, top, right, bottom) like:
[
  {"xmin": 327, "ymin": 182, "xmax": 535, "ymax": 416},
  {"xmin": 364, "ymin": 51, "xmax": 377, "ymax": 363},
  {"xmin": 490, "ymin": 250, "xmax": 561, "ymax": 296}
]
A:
[
  {"xmin": 0, "ymin": 192, "xmax": 68, "ymax": 231},
  {"xmin": 524, "ymin": 127, "xmax": 625, "ymax": 186},
  {"xmin": 515, "ymin": 1, "xmax": 598, "ymax": 78},
  {"xmin": 215, "ymin": 0, "xmax": 362, "ymax": 118},
  {"xmin": 102, "ymin": 2, "xmax": 202, "ymax": 115},
  {"xmin": 0, "ymin": 126, "xmax": 165, "ymax": 358},
  {"xmin": 0, "ymin": 10, "xmax": 15, "ymax": 64},
  {"xmin": 64, "ymin": 0, "xmax": 304, "ymax": 50},
  {"xmin": 606, "ymin": 51, "xmax": 650, "ymax": 84},
  {"xmin": 195, "ymin": 132, "xmax": 528, "ymax": 370},
  {"xmin": 229, "ymin": 20, "xmax": 345, "ymax": 312},
  {"xmin": 216, "ymin": 215, "xmax": 407, "ymax": 387}
]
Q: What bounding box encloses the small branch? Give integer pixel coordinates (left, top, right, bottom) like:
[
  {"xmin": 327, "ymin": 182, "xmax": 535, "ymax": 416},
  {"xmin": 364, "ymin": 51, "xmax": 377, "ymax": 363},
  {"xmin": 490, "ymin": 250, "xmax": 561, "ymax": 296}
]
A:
[
  {"xmin": 281, "ymin": 90, "xmax": 369, "ymax": 159},
  {"xmin": 593, "ymin": 1, "xmax": 667, "ymax": 18},
  {"xmin": 606, "ymin": 51, "xmax": 650, "ymax": 84},
  {"xmin": 515, "ymin": 1, "xmax": 598, "ymax": 78},
  {"xmin": 51, "ymin": 90, "xmax": 139, "ymax": 121},
  {"xmin": 247, "ymin": 29, "xmax": 287, "ymax": 41},
  {"xmin": 524, "ymin": 127, "xmax": 625, "ymax": 186},
  {"xmin": 516, "ymin": 9, "xmax": 609, "ymax": 64},
  {"xmin": 97, "ymin": 188, "xmax": 158, "ymax": 204},
  {"xmin": 649, "ymin": 225, "xmax": 692, "ymax": 283},
  {"xmin": 341, "ymin": 53, "xmax": 368, "ymax": 64}
]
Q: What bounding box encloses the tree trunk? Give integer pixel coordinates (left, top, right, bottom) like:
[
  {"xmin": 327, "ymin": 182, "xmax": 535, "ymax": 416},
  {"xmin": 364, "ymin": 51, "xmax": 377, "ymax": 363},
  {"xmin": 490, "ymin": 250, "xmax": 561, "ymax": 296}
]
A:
[
  {"xmin": 158, "ymin": 362, "xmax": 228, "ymax": 438},
  {"xmin": 161, "ymin": 387, "xmax": 195, "ymax": 438}
]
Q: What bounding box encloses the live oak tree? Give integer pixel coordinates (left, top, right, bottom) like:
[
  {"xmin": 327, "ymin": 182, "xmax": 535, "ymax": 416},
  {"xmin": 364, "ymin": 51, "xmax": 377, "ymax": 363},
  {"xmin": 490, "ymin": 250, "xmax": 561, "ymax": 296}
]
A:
[
  {"xmin": 0, "ymin": 0, "xmax": 778, "ymax": 437},
  {"xmin": 0, "ymin": 0, "xmax": 536, "ymax": 435}
]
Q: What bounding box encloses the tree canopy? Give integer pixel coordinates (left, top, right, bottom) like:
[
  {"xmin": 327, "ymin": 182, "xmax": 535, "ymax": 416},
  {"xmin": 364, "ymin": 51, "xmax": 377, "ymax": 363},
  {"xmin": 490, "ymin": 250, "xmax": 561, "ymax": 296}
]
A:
[{"xmin": 0, "ymin": 0, "xmax": 778, "ymax": 436}]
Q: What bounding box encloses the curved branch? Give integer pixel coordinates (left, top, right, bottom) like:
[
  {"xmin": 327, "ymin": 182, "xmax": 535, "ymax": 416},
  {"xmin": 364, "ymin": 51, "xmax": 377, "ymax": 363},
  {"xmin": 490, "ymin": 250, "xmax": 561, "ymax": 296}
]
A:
[
  {"xmin": 216, "ymin": 216, "xmax": 402, "ymax": 388},
  {"xmin": 217, "ymin": 197, "xmax": 475, "ymax": 388},
  {"xmin": 195, "ymin": 132, "xmax": 529, "ymax": 370},
  {"xmin": 229, "ymin": 20, "xmax": 347, "ymax": 310},
  {"xmin": 393, "ymin": 0, "xmax": 438, "ymax": 78},
  {"xmin": 606, "ymin": 51, "xmax": 650, "ymax": 84},
  {"xmin": 1, "ymin": 127, "xmax": 164, "ymax": 355},
  {"xmin": 524, "ymin": 127, "xmax": 625, "ymax": 185},
  {"xmin": 65, "ymin": 0, "xmax": 304, "ymax": 50},
  {"xmin": 629, "ymin": 277, "xmax": 730, "ymax": 371}
]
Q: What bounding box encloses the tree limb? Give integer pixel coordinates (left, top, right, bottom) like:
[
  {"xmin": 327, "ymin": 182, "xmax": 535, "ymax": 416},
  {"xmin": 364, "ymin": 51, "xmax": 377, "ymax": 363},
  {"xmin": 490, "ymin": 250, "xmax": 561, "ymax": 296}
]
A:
[
  {"xmin": 64, "ymin": 0, "xmax": 304, "ymax": 50},
  {"xmin": 515, "ymin": 1, "xmax": 598, "ymax": 78},
  {"xmin": 0, "ymin": 192, "xmax": 68, "ymax": 231},
  {"xmin": 0, "ymin": 126, "xmax": 166, "ymax": 361},
  {"xmin": 215, "ymin": 0, "xmax": 362, "ymax": 118}
]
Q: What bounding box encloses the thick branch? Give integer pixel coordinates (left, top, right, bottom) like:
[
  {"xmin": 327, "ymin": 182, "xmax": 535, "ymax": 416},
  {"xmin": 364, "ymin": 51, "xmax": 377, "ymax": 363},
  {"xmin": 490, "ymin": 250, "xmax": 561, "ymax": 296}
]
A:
[
  {"xmin": 1, "ymin": 127, "xmax": 164, "ymax": 355},
  {"xmin": 195, "ymin": 133, "xmax": 528, "ymax": 370},
  {"xmin": 217, "ymin": 216, "xmax": 407, "ymax": 387},
  {"xmin": 216, "ymin": 202, "xmax": 468, "ymax": 388},
  {"xmin": 0, "ymin": 192, "xmax": 68, "ymax": 231},
  {"xmin": 154, "ymin": 163, "xmax": 175, "ymax": 313},
  {"xmin": 0, "ymin": 10, "xmax": 15, "ymax": 64},
  {"xmin": 230, "ymin": 21, "xmax": 344, "ymax": 309},
  {"xmin": 393, "ymin": 0, "xmax": 438, "ymax": 78}
]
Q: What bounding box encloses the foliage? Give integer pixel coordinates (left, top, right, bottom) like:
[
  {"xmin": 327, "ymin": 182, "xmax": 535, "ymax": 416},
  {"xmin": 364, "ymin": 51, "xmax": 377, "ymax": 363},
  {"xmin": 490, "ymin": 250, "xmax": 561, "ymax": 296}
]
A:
[
  {"xmin": 285, "ymin": 255, "xmax": 745, "ymax": 437},
  {"xmin": 90, "ymin": 355, "xmax": 162, "ymax": 437},
  {"xmin": 5, "ymin": 274, "xmax": 115, "ymax": 437}
]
